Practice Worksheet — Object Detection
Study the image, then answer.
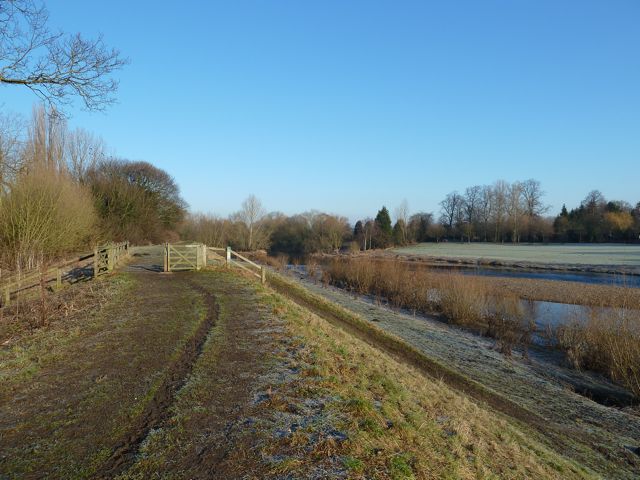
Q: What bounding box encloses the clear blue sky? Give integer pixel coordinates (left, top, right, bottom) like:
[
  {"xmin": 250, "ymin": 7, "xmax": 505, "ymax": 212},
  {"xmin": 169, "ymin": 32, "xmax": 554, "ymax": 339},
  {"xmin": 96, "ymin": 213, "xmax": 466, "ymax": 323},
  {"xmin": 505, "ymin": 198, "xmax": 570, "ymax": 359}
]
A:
[{"xmin": 3, "ymin": 0, "xmax": 639, "ymax": 222}]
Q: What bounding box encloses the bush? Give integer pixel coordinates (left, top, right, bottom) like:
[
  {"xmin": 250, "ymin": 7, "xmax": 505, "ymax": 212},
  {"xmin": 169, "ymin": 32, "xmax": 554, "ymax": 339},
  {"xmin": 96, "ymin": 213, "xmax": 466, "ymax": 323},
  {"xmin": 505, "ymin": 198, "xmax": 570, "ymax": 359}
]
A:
[{"xmin": 0, "ymin": 167, "xmax": 96, "ymax": 270}]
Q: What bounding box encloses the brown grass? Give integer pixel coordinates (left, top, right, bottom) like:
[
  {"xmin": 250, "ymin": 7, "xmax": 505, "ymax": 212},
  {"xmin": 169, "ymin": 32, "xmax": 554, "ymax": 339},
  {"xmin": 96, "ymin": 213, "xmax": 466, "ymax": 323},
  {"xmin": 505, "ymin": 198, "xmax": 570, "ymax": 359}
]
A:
[
  {"xmin": 326, "ymin": 258, "xmax": 532, "ymax": 354},
  {"xmin": 556, "ymin": 306, "xmax": 640, "ymax": 398}
]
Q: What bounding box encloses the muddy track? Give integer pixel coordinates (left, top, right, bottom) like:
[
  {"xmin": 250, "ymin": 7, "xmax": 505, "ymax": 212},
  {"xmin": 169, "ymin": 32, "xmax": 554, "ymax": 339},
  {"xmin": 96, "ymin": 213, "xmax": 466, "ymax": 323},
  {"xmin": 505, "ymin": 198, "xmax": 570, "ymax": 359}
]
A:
[
  {"xmin": 95, "ymin": 283, "xmax": 218, "ymax": 479},
  {"xmin": 267, "ymin": 274, "xmax": 633, "ymax": 474}
]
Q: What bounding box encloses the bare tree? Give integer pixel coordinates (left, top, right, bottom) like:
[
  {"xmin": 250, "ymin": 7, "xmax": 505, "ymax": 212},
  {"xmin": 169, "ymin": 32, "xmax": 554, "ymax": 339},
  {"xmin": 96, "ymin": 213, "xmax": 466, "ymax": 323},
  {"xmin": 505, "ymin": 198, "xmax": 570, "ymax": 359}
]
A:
[
  {"xmin": 439, "ymin": 191, "xmax": 462, "ymax": 230},
  {"xmin": 65, "ymin": 127, "xmax": 105, "ymax": 181},
  {"xmin": 491, "ymin": 180, "xmax": 509, "ymax": 242},
  {"xmin": 0, "ymin": 110, "xmax": 24, "ymax": 192},
  {"xmin": 521, "ymin": 179, "xmax": 548, "ymax": 218},
  {"xmin": 238, "ymin": 194, "xmax": 266, "ymax": 251},
  {"xmin": 507, "ymin": 181, "xmax": 524, "ymax": 243},
  {"xmin": 478, "ymin": 185, "xmax": 493, "ymax": 241},
  {"xmin": 0, "ymin": 0, "xmax": 127, "ymax": 111},
  {"xmin": 462, "ymin": 185, "xmax": 482, "ymax": 242},
  {"xmin": 394, "ymin": 199, "xmax": 409, "ymax": 244},
  {"xmin": 23, "ymin": 104, "xmax": 66, "ymax": 170}
]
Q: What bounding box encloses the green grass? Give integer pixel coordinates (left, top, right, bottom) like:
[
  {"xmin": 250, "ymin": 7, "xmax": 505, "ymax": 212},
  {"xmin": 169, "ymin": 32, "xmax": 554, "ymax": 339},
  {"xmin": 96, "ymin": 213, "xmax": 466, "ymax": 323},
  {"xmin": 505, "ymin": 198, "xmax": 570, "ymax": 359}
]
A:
[{"xmin": 393, "ymin": 242, "xmax": 640, "ymax": 266}]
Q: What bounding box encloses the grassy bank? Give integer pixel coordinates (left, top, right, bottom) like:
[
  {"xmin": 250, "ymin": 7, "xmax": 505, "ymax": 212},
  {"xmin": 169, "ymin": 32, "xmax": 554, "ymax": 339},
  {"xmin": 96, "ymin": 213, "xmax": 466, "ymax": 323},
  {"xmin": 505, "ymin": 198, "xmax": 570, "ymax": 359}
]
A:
[{"xmin": 261, "ymin": 274, "xmax": 594, "ymax": 478}]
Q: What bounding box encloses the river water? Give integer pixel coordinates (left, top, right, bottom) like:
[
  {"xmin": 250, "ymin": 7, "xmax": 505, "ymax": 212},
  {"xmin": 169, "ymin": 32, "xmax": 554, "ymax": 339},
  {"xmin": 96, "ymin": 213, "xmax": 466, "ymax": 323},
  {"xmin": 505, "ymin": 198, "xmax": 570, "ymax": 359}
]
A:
[{"xmin": 429, "ymin": 265, "xmax": 640, "ymax": 288}]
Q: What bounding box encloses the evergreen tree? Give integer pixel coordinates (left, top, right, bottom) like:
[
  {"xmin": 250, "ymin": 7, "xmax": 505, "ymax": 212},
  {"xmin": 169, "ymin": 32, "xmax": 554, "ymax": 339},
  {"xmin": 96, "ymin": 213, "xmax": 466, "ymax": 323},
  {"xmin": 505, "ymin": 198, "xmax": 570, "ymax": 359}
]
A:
[
  {"xmin": 393, "ymin": 220, "xmax": 405, "ymax": 245},
  {"xmin": 373, "ymin": 206, "xmax": 393, "ymax": 248},
  {"xmin": 560, "ymin": 204, "xmax": 568, "ymax": 217}
]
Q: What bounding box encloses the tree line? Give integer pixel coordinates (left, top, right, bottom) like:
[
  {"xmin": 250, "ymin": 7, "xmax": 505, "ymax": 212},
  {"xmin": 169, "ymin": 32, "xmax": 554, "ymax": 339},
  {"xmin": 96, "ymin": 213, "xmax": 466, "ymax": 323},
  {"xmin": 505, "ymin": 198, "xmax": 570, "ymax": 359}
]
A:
[
  {"xmin": 433, "ymin": 180, "xmax": 640, "ymax": 244},
  {"xmin": 190, "ymin": 180, "xmax": 638, "ymax": 258}
]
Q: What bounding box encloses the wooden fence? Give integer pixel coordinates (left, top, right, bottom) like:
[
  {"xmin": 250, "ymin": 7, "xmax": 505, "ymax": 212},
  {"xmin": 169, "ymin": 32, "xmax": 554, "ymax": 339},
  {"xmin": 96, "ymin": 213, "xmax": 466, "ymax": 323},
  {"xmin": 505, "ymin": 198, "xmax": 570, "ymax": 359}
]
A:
[
  {"xmin": 0, "ymin": 241, "xmax": 129, "ymax": 308},
  {"xmin": 222, "ymin": 246, "xmax": 266, "ymax": 284},
  {"xmin": 163, "ymin": 243, "xmax": 207, "ymax": 271},
  {"xmin": 164, "ymin": 243, "xmax": 266, "ymax": 284}
]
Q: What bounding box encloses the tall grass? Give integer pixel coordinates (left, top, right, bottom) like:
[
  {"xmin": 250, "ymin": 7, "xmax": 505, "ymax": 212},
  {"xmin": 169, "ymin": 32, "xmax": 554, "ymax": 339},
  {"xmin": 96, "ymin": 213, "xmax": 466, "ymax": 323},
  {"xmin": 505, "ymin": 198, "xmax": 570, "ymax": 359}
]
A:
[
  {"xmin": 556, "ymin": 304, "xmax": 640, "ymax": 398},
  {"xmin": 325, "ymin": 258, "xmax": 530, "ymax": 354}
]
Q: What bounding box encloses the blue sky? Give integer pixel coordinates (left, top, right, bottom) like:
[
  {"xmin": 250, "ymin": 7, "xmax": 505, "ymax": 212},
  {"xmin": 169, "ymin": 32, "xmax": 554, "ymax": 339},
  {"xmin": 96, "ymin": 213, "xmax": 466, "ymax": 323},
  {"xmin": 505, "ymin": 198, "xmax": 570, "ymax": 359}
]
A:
[{"xmin": 2, "ymin": 1, "xmax": 639, "ymax": 222}]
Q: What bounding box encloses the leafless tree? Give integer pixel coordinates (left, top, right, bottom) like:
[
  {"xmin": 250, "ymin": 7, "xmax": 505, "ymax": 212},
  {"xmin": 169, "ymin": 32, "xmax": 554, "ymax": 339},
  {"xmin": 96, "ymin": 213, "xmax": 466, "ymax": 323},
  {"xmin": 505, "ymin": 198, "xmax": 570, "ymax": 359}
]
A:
[
  {"xmin": 507, "ymin": 181, "xmax": 524, "ymax": 243},
  {"xmin": 238, "ymin": 194, "xmax": 266, "ymax": 250},
  {"xmin": 491, "ymin": 180, "xmax": 509, "ymax": 242},
  {"xmin": 478, "ymin": 185, "xmax": 493, "ymax": 241},
  {"xmin": 521, "ymin": 179, "xmax": 548, "ymax": 217},
  {"xmin": 0, "ymin": 110, "xmax": 24, "ymax": 192},
  {"xmin": 439, "ymin": 191, "xmax": 462, "ymax": 230},
  {"xmin": 23, "ymin": 103, "xmax": 65, "ymax": 170},
  {"xmin": 462, "ymin": 185, "xmax": 482, "ymax": 241},
  {"xmin": 0, "ymin": 0, "xmax": 127, "ymax": 111},
  {"xmin": 394, "ymin": 199, "xmax": 409, "ymax": 244},
  {"xmin": 65, "ymin": 127, "xmax": 105, "ymax": 181}
]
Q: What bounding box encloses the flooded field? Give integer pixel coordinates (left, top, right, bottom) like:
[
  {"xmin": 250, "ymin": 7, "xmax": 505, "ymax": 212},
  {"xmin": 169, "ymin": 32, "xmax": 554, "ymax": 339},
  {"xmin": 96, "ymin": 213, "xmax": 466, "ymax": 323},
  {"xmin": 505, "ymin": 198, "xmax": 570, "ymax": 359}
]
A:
[
  {"xmin": 432, "ymin": 264, "xmax": 640, "ymax": 287},
  {"xmin": 394, "ymin": 243, "xmax": 640, "ymax": 267}
]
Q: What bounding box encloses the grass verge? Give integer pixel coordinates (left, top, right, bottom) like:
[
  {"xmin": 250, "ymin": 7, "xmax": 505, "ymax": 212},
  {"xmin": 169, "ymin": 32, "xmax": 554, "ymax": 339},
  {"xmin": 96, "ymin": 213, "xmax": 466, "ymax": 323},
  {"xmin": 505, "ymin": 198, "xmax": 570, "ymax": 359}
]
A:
[{"xmin": 260, "ymin": 274, "xmax": 595, "ymax": 478}]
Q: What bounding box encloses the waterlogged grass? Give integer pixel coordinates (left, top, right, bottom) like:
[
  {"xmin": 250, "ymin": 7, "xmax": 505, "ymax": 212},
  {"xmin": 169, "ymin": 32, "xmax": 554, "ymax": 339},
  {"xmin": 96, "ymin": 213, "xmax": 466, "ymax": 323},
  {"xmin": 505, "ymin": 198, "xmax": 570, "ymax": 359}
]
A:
[{"xmin": 394, "ymin": 243, "xmax": 640, "ymax": 266}]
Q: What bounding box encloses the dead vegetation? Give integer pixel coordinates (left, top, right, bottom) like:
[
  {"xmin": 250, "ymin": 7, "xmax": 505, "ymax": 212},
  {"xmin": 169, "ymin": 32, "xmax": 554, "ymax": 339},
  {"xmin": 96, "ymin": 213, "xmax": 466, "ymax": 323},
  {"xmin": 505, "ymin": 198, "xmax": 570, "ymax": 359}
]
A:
[
  {"xmin": 556, "ymin": 305, "xmax": 640, "ymax": 398},
  {"xmin": 326, "ymin": 257, "xmax": 534, "ymax": 355}
]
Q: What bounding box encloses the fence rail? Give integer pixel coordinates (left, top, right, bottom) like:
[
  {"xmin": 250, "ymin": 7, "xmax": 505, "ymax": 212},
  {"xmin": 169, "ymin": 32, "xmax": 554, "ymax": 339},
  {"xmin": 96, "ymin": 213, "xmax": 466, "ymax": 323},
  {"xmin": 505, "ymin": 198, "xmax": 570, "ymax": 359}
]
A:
[
  {"xmin": 165, "ymin": 244, "xmax": 266, "ymax": 283},
  {"xmin": 0, "ymin": 241, "xmax": 129, "ymax": 308}
]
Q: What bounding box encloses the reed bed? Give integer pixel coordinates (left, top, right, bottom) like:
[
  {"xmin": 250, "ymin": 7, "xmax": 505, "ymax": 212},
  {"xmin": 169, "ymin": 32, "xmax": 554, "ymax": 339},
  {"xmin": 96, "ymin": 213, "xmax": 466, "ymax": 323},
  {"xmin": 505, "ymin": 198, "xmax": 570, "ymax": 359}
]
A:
[{"xmin": 325, "ymin": 258, "xmax": 532, "ymax": 355}]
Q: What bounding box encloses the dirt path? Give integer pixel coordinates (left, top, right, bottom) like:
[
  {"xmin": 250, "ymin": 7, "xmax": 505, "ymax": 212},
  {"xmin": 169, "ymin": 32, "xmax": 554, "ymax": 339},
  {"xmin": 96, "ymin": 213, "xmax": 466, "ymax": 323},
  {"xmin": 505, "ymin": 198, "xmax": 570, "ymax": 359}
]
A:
[
  {"xmin": 274, "ymin": 272, "xmax": 640, "ymax": 478},
  {"xmin": 96, "ymin": 281, "xmax": 219, "ymax": 478},
  {"xmin": 0, "ymin": 249, "xmax": 344, "ymax": 479},
  {"xmin": 0, "ymin": 244, "xmax": 281, "ymax": 479}
]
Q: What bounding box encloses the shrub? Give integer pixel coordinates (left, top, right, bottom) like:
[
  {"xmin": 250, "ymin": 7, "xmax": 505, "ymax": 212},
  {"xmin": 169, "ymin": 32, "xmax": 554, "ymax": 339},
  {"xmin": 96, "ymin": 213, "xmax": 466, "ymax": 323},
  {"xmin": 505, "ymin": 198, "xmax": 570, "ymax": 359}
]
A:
[{"xmin": 0, "ymin": 167, "xmax": 96, "ymax": 270}]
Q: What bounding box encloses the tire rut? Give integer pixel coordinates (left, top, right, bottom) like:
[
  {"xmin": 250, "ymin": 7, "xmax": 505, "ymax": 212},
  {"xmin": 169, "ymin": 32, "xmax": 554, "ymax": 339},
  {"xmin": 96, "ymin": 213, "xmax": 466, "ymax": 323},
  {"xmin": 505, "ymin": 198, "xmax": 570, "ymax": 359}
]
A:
[{"xmin": 95, "ymin": 281, "xmax": 218, "ymax": 479}]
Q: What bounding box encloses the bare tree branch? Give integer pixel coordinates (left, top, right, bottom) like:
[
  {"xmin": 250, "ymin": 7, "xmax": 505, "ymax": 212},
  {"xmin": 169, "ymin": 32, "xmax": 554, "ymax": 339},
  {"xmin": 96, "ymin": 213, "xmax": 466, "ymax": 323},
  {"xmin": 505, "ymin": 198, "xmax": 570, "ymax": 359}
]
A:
[{"xmin": 0, "ymin": 0, "xmax": 128, "ymax": 112}]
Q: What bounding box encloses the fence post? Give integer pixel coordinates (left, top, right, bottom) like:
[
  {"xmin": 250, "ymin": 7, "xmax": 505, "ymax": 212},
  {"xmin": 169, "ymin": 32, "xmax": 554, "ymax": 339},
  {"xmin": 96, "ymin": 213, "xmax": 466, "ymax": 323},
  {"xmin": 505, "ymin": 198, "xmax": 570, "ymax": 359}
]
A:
[
  {"xmin": 107, "ymin": 245, "xmax": 115, "ymax": 271},
  {"xmin": 93, "ymin": 247, "xmax": 99, "ymax": 278},
  {"xmin": 165, "ymin": 243, "xmax": 170, "ymax": 272},
  {"xmin": 261, "ymin": 266, "xmax": 266, "ymax": 285},
  {"xmin": 226, "ymin": 246, "xmax": 231, "ymax": 268},
  {"xmin": 3, "ymin": 286, "xmax": 9, "ymax": 307}
]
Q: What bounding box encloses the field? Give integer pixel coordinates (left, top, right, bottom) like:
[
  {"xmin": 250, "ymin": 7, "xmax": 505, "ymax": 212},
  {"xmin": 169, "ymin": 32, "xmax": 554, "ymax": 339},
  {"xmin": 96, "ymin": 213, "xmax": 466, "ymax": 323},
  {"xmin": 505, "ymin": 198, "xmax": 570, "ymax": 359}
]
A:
[{"xmin": 393, "ymin": 243, "xmax": 640, "ymax": 267}]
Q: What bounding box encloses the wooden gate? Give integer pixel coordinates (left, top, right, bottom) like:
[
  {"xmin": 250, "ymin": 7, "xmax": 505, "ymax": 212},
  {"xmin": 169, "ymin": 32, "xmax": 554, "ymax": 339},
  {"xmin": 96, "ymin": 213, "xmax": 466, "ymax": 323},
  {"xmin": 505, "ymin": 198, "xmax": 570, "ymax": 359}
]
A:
[{"xmin": 164, "ymin": 243, "xmax": 207, "ymax": 272}]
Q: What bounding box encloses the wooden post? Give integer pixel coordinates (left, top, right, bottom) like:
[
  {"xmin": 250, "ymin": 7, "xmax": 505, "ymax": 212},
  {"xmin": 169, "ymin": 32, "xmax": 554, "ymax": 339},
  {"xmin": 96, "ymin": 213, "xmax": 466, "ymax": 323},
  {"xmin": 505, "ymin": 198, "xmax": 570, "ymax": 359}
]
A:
[
  {"xmin": 56, "ymin": 268, "xmax": 62, "ymax": 289},
  {"xmin": 226, "ymin": 246, "xmax": 231, "ymax": 268},
  {"xmin": 3, "ymin": 286, "xmax": 9, "ymax": 307},
  {"xmin": 261, "ymin": 266, "xmax": 266, "ymax": 285},
  {"xmin": 165, "ymin": 243, "xmax": 170, "ymax": 272},
  {"xmin": 93, "ymin": 247, "xmax": 99, "ymax": 278},
  {"xmin": 107, "ymin": 245, "xmax": 115, "ymax": 271}
]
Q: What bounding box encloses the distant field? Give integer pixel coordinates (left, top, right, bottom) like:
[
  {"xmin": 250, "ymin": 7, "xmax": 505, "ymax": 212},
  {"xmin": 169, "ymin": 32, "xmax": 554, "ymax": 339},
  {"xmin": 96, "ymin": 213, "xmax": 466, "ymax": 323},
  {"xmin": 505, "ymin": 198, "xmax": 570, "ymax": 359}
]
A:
[{"xmin": 393, "ymin": 243, "xmax": 640, "ymax": 266}]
